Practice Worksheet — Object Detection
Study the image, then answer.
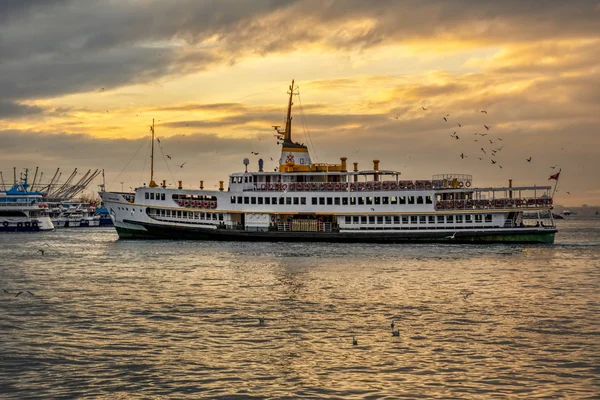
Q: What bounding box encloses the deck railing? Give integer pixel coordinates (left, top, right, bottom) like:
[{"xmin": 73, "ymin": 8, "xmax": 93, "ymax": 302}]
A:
[
  {"xmin": 252, "ymin": 180, "xmax": 463, "ymax": 192},
  {"xmin": 436, "ymin": 198, "xmax": 553, "ymax": 210}
]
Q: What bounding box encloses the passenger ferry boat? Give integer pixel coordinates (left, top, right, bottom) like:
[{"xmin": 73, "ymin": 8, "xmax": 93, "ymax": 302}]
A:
[
  {"xmin": 0, "ymin": 170, "xmax": 54, "ymax": 232},
  {"xmin": 100, "ymin": 81, "xmax": 557, "ymax": 243}
]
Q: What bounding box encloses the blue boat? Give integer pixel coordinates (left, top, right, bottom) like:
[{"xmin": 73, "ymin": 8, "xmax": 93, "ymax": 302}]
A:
[{"xmin": 0, "ymin": 170, "xmax": 54, "ymax": 232}]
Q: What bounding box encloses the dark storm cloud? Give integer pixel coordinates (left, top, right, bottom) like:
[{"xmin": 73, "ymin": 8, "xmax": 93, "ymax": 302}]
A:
[
  {"xmin": 1, "ymin": 0, "xmax": 598, "ymax": 109},
  {"xmin": 0, "ymin": 101, "xmax": 44, "ymax": 118}
]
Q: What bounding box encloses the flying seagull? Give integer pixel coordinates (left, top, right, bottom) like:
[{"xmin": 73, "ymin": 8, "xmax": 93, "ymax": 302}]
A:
[
  {"xmin": 178, "ymin": 162, "xmax": 186, "ymax": 168},
  {"xmin": 550, "ymin": 165, "xmax": 557, "ymax": 169},
  {"xmin": 443, "ymin": 117, "xmax": 448, "ymax": 122},
  {"xmin": 166, "ymin": 155, "xmax": 172, "ymax": 159},
  {"xmin": 481, "ymin": 148, "xmax": 487, "ymax": 154},
  {"xmin": 457, "ymin": 123, "xmax": 462, "ymax": 127},
  {"xmin": 491, "ymin": 160, "xmax": 497, "ymax": 164},
  {"xmin": 460, "ymin": 153, "xmax": 466, "ymax": 159},
  {"xmin": 527, "ymin": 157, "xmax": 532, "ymax": 162},
  {"xmin": 421, "ymin": 106, "xmax": 428, "ymax": 111},
  {"xmin": 251, "ymin": 152, "xmax": 259, "ymax": 155},
  {"xmin": 484, "ymin": 124, "xmax": 490, "ymax": 130},
  {"xmin": 481, "ymin": 110, "xmax": 487, "ymax": 114}
]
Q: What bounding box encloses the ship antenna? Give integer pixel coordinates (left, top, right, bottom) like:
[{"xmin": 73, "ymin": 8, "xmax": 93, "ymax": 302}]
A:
[
  {"xmin": 149, "ymin": 119, "xmax": 158, "ymax": 187},
  {"xmin": 283, "ymin": 79, "xmax": 295, "ymax": 144}
]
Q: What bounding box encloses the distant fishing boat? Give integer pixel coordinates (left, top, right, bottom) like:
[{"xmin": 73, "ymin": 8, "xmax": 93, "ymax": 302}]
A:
[
  {"xmin": 0, "ymin": 169, "xmax": 54, "ymax": 232},
  {"xmin": 44, "ymin": 201, "xmax": 101, "ymax": 228},
  {"xmin": 101, "ymin": 80, "xmax": 557, "ymax": 243}
]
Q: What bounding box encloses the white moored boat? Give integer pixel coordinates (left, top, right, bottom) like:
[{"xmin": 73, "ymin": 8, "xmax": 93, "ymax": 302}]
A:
[{"xmin": 100, "ymin": 81, "xmax": 557, "ymax": 243}]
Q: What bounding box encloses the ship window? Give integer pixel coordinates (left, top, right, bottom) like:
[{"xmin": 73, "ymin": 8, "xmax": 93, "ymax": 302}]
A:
[
  {"xmin": 465, "ymin": 215, "xmax": 473, "ymax": 223},
  {"xmin": 437, "ymin": 215, "xmax": 444, "ymax": 223},
  {"xmin": 368, "ymin": 216, "xmax": 375, "ymax": 224},
  {"xmin": 399, "ymin": 196, "xmax": 406, "ymax": 205},
  {"xmin": 342, "ymin": 197, "xmax": 348, "ymax": 205},
  {"xmin": 361, "ymin": 216, "xmax": 367, "ymax": 224},
  {"xmin": 382, "ymin": 197, "xmax": 389, "ymax": 205},
  {"xmin": 353, "ymin": 216, "xmax": 359, "ymax": 223},
  {"xmin": 391, "ymin": 196, "xmax": 398, "ymax": 205},
  {"xmin": 334, "ymin": 198, "xmax": 340, "ymax": 205},
  {"xmin": 219, "ymin": 214, "xmax": 223, "ymax": 221},
  {"xmin": 393, "ymin": 216, "xmax": 400, "ymax": 224},
  {"xmin": 265, "ymin": 197, "xmax": 271, "ymax": 205},
  {"xmin": 251, "ymin": 197, "xmax": 256, "ymax": 204},
  {"xmin": 293, "ymin": 197, "xmax": 299, "ymax": 205},
  {"xmin": 345, "ymin": 216, "xmax": 351, "ymax": 224},
  {"xmin": 327, "ymin": 198, "xmax": 333, "ymax": 205},
  {"xmin": 244, "ymin": 176, "xmax": 248, "ymax": 183},
  {"xmin": 272, "ymin": 197, "xmax": 277, "ymax": 204},
  {"xmin": 366, "ymin": 197, "xmax": 373, "ymax": 205},
  {"xmin": 428, "ymin": 216, "xmax": 435, "ymax": 223},
  {"xmin": 475, "ymin": 214, "xmax": 483, "ymax": 223},
  {"xmin": 377, "ymin": 216, "xmax": 383, "ymax": 224},
  {"xmin": 485, "ymin": 214, "xmax": 492, "ymax": 222},
  {"xmin": 145, "ymin": 192, "xmax": 149, "ymax": 199},
  {"xmin": 419, "ymin": 216, "xmax": 426, "ymax": 224},
  {"xmin": 231, "ymin": 196, "xmax": 236, "ymax": 204},
  {"xmin": 426, "ymin": 196, "xmax": 433, "ymax": 204},
  {"xmin": 374, "ymin": 197, "xmax": 380, "ymax": 205},
  {"xmin": 237, "ymin": 177, "xmax": 242, "ymax": 183},
  {"xmin": 349, "ymin": 197, "xmax": 356, "ymax": 205},
  {"xmin": 244, "ymin": 197, "xmax": 249, "ymax": 204},
  {"xmin": 213, "ymin": 214, "xmax": 217, "ymax": 220},
  {"xmin": 456, "ymin": 215, "xmax": 463, "ymax": 223},
  {"xmin": 446, "ymin": 215, "xmax": 453, "ymax": 223},
  {"xmin": 385, "ymin": 216, "xmax": 391, "ymax": 224},
  {"xmin": 402, "ymin": 216, "xmax": 409, "ymax": 224},
  {"xmin": 300, "ymin": 158, "xmax": 305, "ymax": 165},
  {"xmin": 249, "ymin": 176, "xmax": 253, "ymax": 182},
  {"xmin": 286, "ymin": 197, "xmax": 292, "ymax": 205},
  {"xmin": 279, "ymin": 197, "xmax": 284, "ymax": 205},
  {"xmin": 408, "ymin": 196, "xmax": 415, "ymax": 205},
  {"xmin": 357, "ymin": 197, "xmax": 364, "ymax": 205},
  {"xmin": 301, "ymin": 197, "xmax": 306, "ymax": 205},
  {"xmin": 319, "ymin": 197, "xmax": 325, "ymax": 205},
  {"xmin": 312, "ymin": 197, "xmax": 318, "ymax": 205},
  {"xmin": 231, "ymin": 177, "xmax": 235, "ymax": 184},
  {"xmin": 258, "ymin": 197, "xmax": 263, "ymax": 205},
  {"xmin": 411, "ymin": 216, "xmax": 418, "ymax": 224}
]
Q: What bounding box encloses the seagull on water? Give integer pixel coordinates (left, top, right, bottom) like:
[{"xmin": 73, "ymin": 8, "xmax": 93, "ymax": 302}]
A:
[
  {"xmin": 391, "ymin": 320, "xmax": 395, "ymax": 329},
  {"xmin": 38, "ymin": 249, "xmax": 45, "ymax": 256},
  {"xmin": 463, "ymin": 291, "xmax": 474, "ymax": 299},
  {"xmin": 352, "ymin": 336, "xmax": 358, "ymax": 346},
  {"xmin": 258, "ymin": 318, "xmax": 265, "ymax": 325},
  {"xmin": 392, "ymin": 330, "xmax": 400, "ymax": 337},
  {"xmin": 15, "ymin": 291, "xmax": 35, "ymax": 297},
  {"xmin": 445, "ymin": 232, "xmax": 457, "ymax": 239}
]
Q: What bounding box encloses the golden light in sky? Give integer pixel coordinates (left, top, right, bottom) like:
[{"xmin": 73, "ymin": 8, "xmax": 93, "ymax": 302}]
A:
[{"xmin": 1, "ymin": 1, "xmax": 599, "ymax": 206}]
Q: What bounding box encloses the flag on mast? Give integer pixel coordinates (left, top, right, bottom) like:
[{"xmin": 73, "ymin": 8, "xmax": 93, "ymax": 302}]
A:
[{"xmin": 548, "ymin": 170, "xmax": 561, "ymax": 180}]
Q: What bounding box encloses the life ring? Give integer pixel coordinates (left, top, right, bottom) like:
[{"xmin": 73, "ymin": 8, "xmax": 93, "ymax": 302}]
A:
[
  {"xmin": 191, "ymin": 201, "xmax": 196, "ymax": 207},
  {"xmin": 536, "ymin": 199, "xmax": 543, "ymax": 206},
  {"xmin": 203, "ymin": 201, "xmax": 210, "ymax": 208},
  {"xmin": 527, "ymin": 199, "xmax": 535, "ymax": 206},
  {"xmin": 390, "ymin": 182, "xmax": 398, "ymax": 190},
  {"xmin": 25, "ymin": 221, "xmax": 31, "ymax": 227},
  {"xmin": 288, "ymin": 183, "xmax": 295, "ymax": 191},
  {"xmin": 406, "ymin": 181, "xmax": 414, "ymax": 189},
  {"xmin": 466, "ymin": 200, "xmax": 473, "ymax": 208},
  {"xmin": 184, "ymin": 201, "xmax": 190, "ymax": 206},
  {"xmin": 304, "ymin": 183, "xmax": 310, "ymax": 190},
  {"xmin": 465, "ymin": 181, "xmax": 472, "ymax": 188},
  {"xmin": 350, "ymin": 183, "xmax": 356, "ymax": 190},
  {"xmin": 210, "ymin": 201, "xmax": 217, "ymax": 209},
  {"xmin": 268, "ymin": 184, "xmax": 274, "ymax": 190},
  {"xmin": 366, "ymin": 183, "xmax": 373, "ymax": 190},
  {"xmin": 495, "ymin": 199, "xmax": 504, "ymax": 208},
  {"xmin": 341, "ymin": 183, "xmax": 348, "ymax": 190},
  {"xmin": 320, "ymin": 183, "xmax": 326, "ymax": 190},
  {"xmin": 458, "ymin": 181, "xmax": 464, "ymax": 188},
  {"xmin": 327, "ymin": 183, "xmax": 333, "ymax": 191},
  {"xmin": 296, "ymin": 183, "xmax": 302, "ymax": 191},
  {"xmin": 374, "ymin": 182, "xmax": 381, "ymax": 190},
  {"xmin": 456, "ymin": 201, "xmax": 464, "ymax": 209},
  {"xmin": 516, "ymin": 199, "xmax": 522, "ymax": 206},
  {"xmin": 178, "ymin": 200, "xmax": 183, "ymax": 206},
  {"xmin": 281, "ymin": 184, "xmax": 287, "ymax": 191},
  {"xmin": 334, "ymin": 183, "xmax": 341, "ymax": 191},
  {"xmin": 382, "ymin": 182, "xmax": 389, "ymax": 190},
  {"xmin": 436, "ymin": 201, "xmax": 443, "ymax": 209},
  {"xmin": 2, "ymin": 221, "xmax": 8, "ymax": 227},
  {"xmin": 311, "ymin": 183, "xmax": 318, "ymax": 190},
  {"xmin": 261, "ymin": 184, "xmax": 266, "ymax": 190},
  {"xmin": 358, "ymin": 183, "xmax": 364, "ymax": 190},
  {"xmin": 486, "ymin": 200, "xmax": 493, "ymax": 208}
]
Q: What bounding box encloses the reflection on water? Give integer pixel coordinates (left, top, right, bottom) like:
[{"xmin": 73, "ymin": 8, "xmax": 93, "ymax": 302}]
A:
[{"xmin": 0, "ymin": 219, "xmax": 599, "ymax": 398}]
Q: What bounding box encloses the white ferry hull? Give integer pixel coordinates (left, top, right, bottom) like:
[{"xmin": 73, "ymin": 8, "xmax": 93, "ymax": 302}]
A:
[{"xmin": 0, "ymin": 216, "xmax": 54, "ymax": 232}]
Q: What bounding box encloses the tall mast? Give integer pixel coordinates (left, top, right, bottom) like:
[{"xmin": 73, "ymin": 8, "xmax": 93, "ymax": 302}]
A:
[
  {"xmin": 283, "ymin": 80, "xmax": 294, "ymax": 143},
  {"xmin": 149, "ymin": 119, "xmax": 158, "ymax": 187}
]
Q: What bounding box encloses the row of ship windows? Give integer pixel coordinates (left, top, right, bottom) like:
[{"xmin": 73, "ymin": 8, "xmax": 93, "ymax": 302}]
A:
[
  {"xmin": 345, "ymin": 214, "xmax": 494, "ymax": 224},
  {"xmin": 231, "ymin": 195, "xmax": 434, "ymax": 206},
  {"xmin": 152, "ymin": 209, "xmax": 224, "ymax": 221},
  {"xmin": 146, "ymin": 192, "xmax": 166, "ymax": 201}
]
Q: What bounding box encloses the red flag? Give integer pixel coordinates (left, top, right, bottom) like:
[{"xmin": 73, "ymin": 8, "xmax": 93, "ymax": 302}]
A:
[{"xmin": 548, "ymin": 171, "xmax": 560, "ymax": 180}]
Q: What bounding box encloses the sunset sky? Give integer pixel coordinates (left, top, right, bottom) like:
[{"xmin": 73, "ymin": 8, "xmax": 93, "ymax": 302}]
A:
[{"xmin": 1, "ymin": 0, "xmax": 599, "ymax": 206}]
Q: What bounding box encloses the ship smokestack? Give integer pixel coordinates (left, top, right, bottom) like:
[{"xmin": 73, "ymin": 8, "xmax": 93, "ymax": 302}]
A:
[
  {"xmin": 162, "ymin": 179, "xmax": 166, "ymax": 188},
  {"xmin": 178, "ymin": 180, "xmax": 182, "ymax": 190},
  {"xmin": 219, "ymin": 180, "xmax": 224, "ymax": 191},
  {"xmin": 373, "ymin": 160, "xmax": 380, "ymax": 182},
  {"xmin": 340, "ymin": 157, "xmax": 347, "ymax": 172},
  {"xmin": 509, "ymin": 179, "xmax": 513, "ymax": 199},
  {"xmin": 200, "ymin": 180, "xmax": 204, "ymax": 189},
  {"xmin": 353, "ymin": 162, "xmax": 358, "ymax": 182}
]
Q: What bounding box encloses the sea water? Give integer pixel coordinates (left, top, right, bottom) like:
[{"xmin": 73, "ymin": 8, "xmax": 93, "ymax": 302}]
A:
[{"xmin": 1, "ymin": 218, "xmax": 599, "ymax": 398}]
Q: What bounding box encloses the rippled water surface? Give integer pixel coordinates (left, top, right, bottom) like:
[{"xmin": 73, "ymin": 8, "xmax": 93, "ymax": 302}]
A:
[{"xmin": 1, "ymin": 218, "xmax": 599, "ymax": 398}]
